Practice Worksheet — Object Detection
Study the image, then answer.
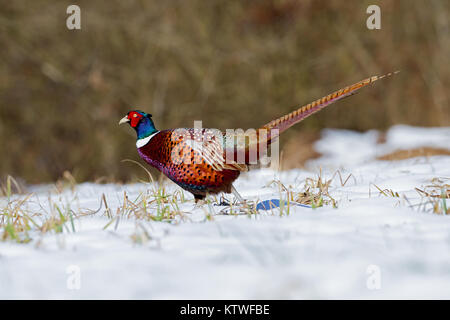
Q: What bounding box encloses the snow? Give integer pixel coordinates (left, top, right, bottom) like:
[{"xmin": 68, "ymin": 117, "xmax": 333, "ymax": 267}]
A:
[
  {"xmin": 312, "ymin": 124, "xmax": 450, "ymax": 168},
  {"xmin": 1, "ymin": 125, "xmax": 449, "ymax": 299}
]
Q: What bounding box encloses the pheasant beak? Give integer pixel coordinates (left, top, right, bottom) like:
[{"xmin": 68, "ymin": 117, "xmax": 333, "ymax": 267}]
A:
[{"xmin": 119, "ymin": 116, "xmax": 130, "ymax": 125}]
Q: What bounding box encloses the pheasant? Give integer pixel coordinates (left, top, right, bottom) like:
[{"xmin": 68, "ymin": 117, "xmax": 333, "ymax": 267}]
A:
[{"xmin": 120, "ymin": 72, "xmax": 397, "ymax": 203}]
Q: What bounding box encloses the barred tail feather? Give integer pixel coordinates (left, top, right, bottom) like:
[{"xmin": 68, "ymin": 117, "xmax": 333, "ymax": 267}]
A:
[{"xmin": 260, "ymin": 71, "xmax": 399, "ymax": 138}]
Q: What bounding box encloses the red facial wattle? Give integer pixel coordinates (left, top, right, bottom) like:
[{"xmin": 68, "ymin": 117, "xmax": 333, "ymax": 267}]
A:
[{"xmin": 129, "ymin": 112, "xmax": 143, "ymax": 128}]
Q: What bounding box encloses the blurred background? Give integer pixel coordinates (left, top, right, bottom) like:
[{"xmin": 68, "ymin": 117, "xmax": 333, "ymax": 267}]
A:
[{"xmin": 0, "ymin": 0, "xmax": 448, "ymax": 184}]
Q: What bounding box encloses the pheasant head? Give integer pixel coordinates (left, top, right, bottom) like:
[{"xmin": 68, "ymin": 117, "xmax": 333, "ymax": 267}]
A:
[{"xmin": 119, "ymin": 110, "xmax": 158, "ymax": 140}]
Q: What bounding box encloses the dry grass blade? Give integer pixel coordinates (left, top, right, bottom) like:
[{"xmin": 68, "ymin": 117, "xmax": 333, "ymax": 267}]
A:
[
  {"xmin": 295, "ymin": 170, "xmax": 337, "ymax": 208},
  {"xmin": 121, "ymin": 159, "xmax": 155, "ymax": 184},
  {"xmin": 372, "ymin": 184, "xmax": 400, "ymax": 198},
  {"xmin": 413, "ymin": 178, "xmax": 449, "ymax": 215}
]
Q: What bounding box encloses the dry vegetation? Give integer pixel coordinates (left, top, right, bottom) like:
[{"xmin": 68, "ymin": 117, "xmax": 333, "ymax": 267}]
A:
[
  {"xmin": 0, "ymin": 165, "xmax": 343, "ymax": 244},
  {"xmin": 414, "ymin": 178, "xmax": 449, "ymax": 215},
  {"xmin": 0, "ymin": 1, "xmax": 448, "ymax": 184},
  {"xmin": 1, "ymin": 170, "xmax": 448, "ymax": 244},
  {"xmin": 370, "ymin": 177, "xmax": 449, "ymax": 215},
  {"xmin": 0, "ymin": 176, "xmax": 82, "ymax": 243},
  {"xmin": 0, "ymin": 172, "xmax": 189, "ymax": 244},
  {"xmin": 377, "ymin": 147, "xmax": 450, "ymax": 161}
]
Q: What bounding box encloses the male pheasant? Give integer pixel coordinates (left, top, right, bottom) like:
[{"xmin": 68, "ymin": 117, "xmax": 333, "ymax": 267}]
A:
[{"xmin": 120, "ymin": 72, "xmax": 396, "ymax": 203}]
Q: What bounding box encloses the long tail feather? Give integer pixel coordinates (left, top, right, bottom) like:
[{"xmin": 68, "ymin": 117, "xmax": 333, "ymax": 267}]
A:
[{"xmin": 260, "ymin": 71, "xmax": 399, "ymax": 138}]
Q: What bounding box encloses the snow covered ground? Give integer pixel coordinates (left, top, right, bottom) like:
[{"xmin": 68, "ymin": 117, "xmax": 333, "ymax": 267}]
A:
[{"xmin": 0, "ymin": 125, "xmax": 449, "ymax": 299}]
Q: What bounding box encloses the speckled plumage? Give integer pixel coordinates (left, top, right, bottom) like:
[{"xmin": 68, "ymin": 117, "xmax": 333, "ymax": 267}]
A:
[{"xmin": 137, "ymin": 129, "xmax": 241, "ymax": 198}]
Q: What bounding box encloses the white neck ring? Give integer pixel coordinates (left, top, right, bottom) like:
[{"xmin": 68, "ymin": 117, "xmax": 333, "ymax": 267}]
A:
[{"xmin": 136, "ymin": 131, "xmax": 159, "ymax": 148}]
